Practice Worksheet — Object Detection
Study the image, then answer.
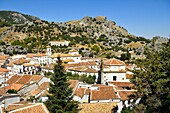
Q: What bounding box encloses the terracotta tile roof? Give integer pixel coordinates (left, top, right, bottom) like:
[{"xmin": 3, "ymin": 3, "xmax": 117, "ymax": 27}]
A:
[
  {"xmin": 70, "ymin": 49, "xmax": 78, "ymax": 52},
  {"xmin": 6, "ymin": 103, "xmax": 50, "ymax": 113},
  {"xmin": 109, "ymin": 82, "xmax": 134, "ymax": 87},
  {"xmin": 68, "ymin": 80, "xmax": 78, "ymax": 90},
  {"xmin": 6, "ymin": 83, "xmax": 24, "ymax": 91},
  {"xmin": 34, "ymin": 53, "xmax": 46, "ymax": 57},
  {"xmin": 31, "ymin": 82, "xmax": 49, "ymax": 96},
  {"xmin": 15, "ymin": 75, "xmax": 32, "ymax": 84},
  {"xmin": 7, "ymin": 61, "xmax": 14, "ymax": 67},
  {"xmin": 34, "ymin": 63, "xmax": 40, "ymax": 67},
  {"xmin": 74, "ymin": 88, "xmax": 85, "ymax": 98},
  {"xmin": 81, "ymin": 57, "xmax": 102, "ymax": 61},
  {"xmin": 23, "ymin": 63, "xmax": 34, "ymax": 67},
  {"xmin": 0, "ymin": 87, "xmax": 9, "ymax": 95},
  {"xmin": 50, "ymin": 53, "xmax": 81, "ymax": 58},
  {"xmin": 83, "ymin": 68, "xmax": 98, "ymax": 73},
  {"xmin": 126, "ymin": 65, "xmax": 133, "ymax": 71},
  {"xmin": 84, "ymin": 88, "xmax": 91, "ymax": 95},
  {"xmin": 39, "ymin": 82, "xmax": 49, "ymax": 89},
  {"xmin": 13, "ymin": 58, "xmax": 29, "ymax": 65},
  {"xmin": 79, "ymin": 102, "xmax": 117, "ymax": 113},
  {"xmin": 0, "ymin": 68, "xmax": 10, "ymax": 72},
  {"xmin": 119, "ymin": 91, "xmax": 135, "ymax": 100},
  {"xmin": 26, "ymin": 53, "xmax": 36, "ymax": 58},
  {"xmin": 0, "ymin": 55, "xmax": 9, "ymax": 60},
  {"xmin": 64, "ymin": 63, "xmax": 80, "ymax": 68},
  {"xmin": 7, "ymin": 75, "xmax": 43, "ymax": 86},
  {"xmin": 6, "ymin": 102, "xmax": 31, "ymax": 112},
  {"xmin": 104, "ymin": 58, "xmax": 125, "ymax": 66},
  {"xmin": 30, "ymin": 75, "xmax": 43, "ymax": 83},
  {"xmin": 91, "ymin": 85, "xmax": 118, "ymax": 100},
  {"xmin": 79, "ymin": 61, "xmax": 96, "ymax": 66},
  {"xmin": 62, "ymin": 59, "xmax": 74, "ymax": 63},
  {"xmin": 50, "ymin": 53, "xmax": 70, "ymax": 58},
  {"xmin": 6, "ymin": 75, "xmax": 22, "ymax": 85},
  {"xmin": 68, "ymin": 66, "xmax": 98, "ymax": 73}
]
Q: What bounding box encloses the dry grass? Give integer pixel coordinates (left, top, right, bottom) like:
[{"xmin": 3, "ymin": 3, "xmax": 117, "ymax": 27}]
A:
[
  {"xmin": 125, "ymin": 41, "xmax": 145, "ymax": 48},
  {"xmin": 0, "ymin": 27, "xmax": 8, "ymax": 33},
  {"xmin": 79, "ymin": 102, "xmax": 117, "ymax": 113},
  {"xmin": 66, "ymin": 20, "xmax": 80, "ymax": 25}
]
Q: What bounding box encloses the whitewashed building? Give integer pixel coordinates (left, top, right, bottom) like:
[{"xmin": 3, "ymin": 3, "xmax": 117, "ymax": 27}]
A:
[{"xmin": 49, "ymin": 40, "xmax": 69, "ymax": 46}]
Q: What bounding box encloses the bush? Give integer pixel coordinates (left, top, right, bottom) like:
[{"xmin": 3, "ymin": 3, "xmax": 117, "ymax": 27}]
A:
[{"xmin": 6, "ymin": 89, "xmax": 17, "ymax": 94}]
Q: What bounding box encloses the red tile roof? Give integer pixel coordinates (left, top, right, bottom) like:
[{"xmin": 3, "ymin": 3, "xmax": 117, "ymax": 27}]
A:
[
  {"xmin": 7, "ymin": 61, "xmax": 14, "ymax": 67},
  {"xmin": 70, "ymin": 49, "xmax": 78, "ymax": 52},
  {"xmin": 13, "ymin": 58, "xmax": 29, "ymax": 65},
  {"xmin": 15, "ymin": 75, "xmax": 32, "ymax": 84},
  {"xmin": 91, "ymin": 85, "xmax": 118, "ymax": 100},
  {"xmin": 119, "ymin": 91, "xmax": 135, "ymax": 100},
  {"xmin": 6, "ymin": 83, "xmax": 24, "ymax": 91},
  {"xmin": 68, "ymin": 66, "xmax": 98, "ymax": 73},
  {"xmin": 30, "ymin": 75, "xmax": 43, "ymax": 83},
  {"xmin": 109, "ymin": 82, "xmax": 134, "ymax": 87},
  {"xmin": 104, "ymin": 58, "xmax": 125, "ymax": 66},
  {"xmin": 68, "ymin": 80, "xmax": 78, "ymax": 90},
  {"xmin": 0, "ymin": 68, "xmax": 10, "ymax": 72},
  {"xmin": 74, "ymin": 88, "xmax": 85, "ymax": 98},
  {"xmin": 6, "ymin": 75, "xmax": 22, "ymax": 85},
  {"xmin": 31, "ymin": 82, "xmax": 49, "ymax": 96},
  {"xmin": 7, "ymin": 75, "xmax": 43, "ymax": 85},
  {"xmin": 6, "ymin": 103, "xmax": 50, "ymax": 113},
  {"xmin": 0, "ymin": 55, "xmax": 9, "ymax": 60},
  {"xmin": 79, "ymin": 102, "xmax": 117, "ymax": 113}
]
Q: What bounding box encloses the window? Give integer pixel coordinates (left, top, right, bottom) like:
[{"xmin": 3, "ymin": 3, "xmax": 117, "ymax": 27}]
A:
[{"xmin": 113, "ymin": 76, "xmax": 117, "ymax": 81}]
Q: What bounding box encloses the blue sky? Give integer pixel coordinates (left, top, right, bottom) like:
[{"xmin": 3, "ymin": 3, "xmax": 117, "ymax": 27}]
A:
[{"xmin": 0, "ymin": 0, "xmax": 170, "ymax": 39}]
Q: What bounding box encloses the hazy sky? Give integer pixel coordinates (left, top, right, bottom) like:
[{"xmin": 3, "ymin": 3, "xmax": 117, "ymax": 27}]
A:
[{"xmin": 0, "ymin": 0, "xmax": 170, "ymax": 39}]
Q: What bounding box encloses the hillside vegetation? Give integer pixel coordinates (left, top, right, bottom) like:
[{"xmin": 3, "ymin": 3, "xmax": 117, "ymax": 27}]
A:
[{"xmin": 1, "ymin": 11, "xmax": 167, "ymax": 59}]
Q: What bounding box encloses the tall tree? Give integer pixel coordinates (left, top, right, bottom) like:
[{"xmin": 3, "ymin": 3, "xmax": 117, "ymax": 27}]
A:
[
  {"xmin": 130, "ymin": 41, "xmax": 170, "ymax": 113},
  {"xmin": 45, "ymin": 57, "xmax": 79, "ymax": 113}
]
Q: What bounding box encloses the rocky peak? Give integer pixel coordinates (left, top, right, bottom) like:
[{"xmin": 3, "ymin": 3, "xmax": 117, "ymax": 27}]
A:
[{"xmin": 94, "ymin": 16, "xmax": 107, "ymax": 23}]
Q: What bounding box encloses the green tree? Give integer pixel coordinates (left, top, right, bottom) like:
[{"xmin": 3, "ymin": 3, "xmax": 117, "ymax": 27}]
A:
[
  {"xmin": 6, "ymin": 89, "xmax": 17, "ymax": 94},
  {"xmin": 131, "ymin": 42, "xmax": 170, "ymax": 113},
  {"xmin": 120, "ymin": 49, "xmax": 131, "ymax": 61},
  {"xmin": 91, "ymin": 45, "xmax": 100, "ymax": 53},
  {"xmin": 45, "ymin": 57, "xmax": 79, "ymax": 113},
  {"xmin": 0, "ymin": 40, "xmax": 5, "ymax": 45}
]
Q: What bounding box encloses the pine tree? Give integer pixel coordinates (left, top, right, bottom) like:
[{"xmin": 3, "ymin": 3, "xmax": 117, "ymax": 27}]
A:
[{"xmin": 45, "ymin": 57, "xmax": 79, "ymax": 113}]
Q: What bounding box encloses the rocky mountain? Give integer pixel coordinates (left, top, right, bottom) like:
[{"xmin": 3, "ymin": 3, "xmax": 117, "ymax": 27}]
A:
[
  {"xmin": 0, "ymin": 11, "xmax": 40, "ymax": 24},
  {"xmin": 0, "ymin": 11, "xmax": 156, "ymax": 58},
  {"xmin": 0, "ymin": 11, "xmax": 138, "ymax": 44}
]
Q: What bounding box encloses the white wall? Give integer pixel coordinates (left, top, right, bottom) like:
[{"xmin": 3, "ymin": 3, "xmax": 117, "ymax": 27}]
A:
[{"xmin": 103, "ymin": 72, "xmax": 126, "ymax": 82}]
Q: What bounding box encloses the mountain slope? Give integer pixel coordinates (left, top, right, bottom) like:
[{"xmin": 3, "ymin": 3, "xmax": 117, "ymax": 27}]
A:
[{"xmin": 0, "ymin": 10, "xmax": 40, "ymax": 24}]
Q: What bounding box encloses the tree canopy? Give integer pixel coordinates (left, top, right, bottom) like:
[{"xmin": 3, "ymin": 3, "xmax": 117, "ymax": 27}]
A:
[
  {"xmin": 45, "ymin": 57, "xmax": 79, "ymax": 113},
  {"xmin": 130, "ymin": 42, "xmax": 170, "ymax": 113}
]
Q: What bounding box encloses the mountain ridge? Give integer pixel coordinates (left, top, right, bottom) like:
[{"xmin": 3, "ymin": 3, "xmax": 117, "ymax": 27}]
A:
[{"xmin": 0, "ymin": 10, "xmax": 40, "ymax": 24}]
